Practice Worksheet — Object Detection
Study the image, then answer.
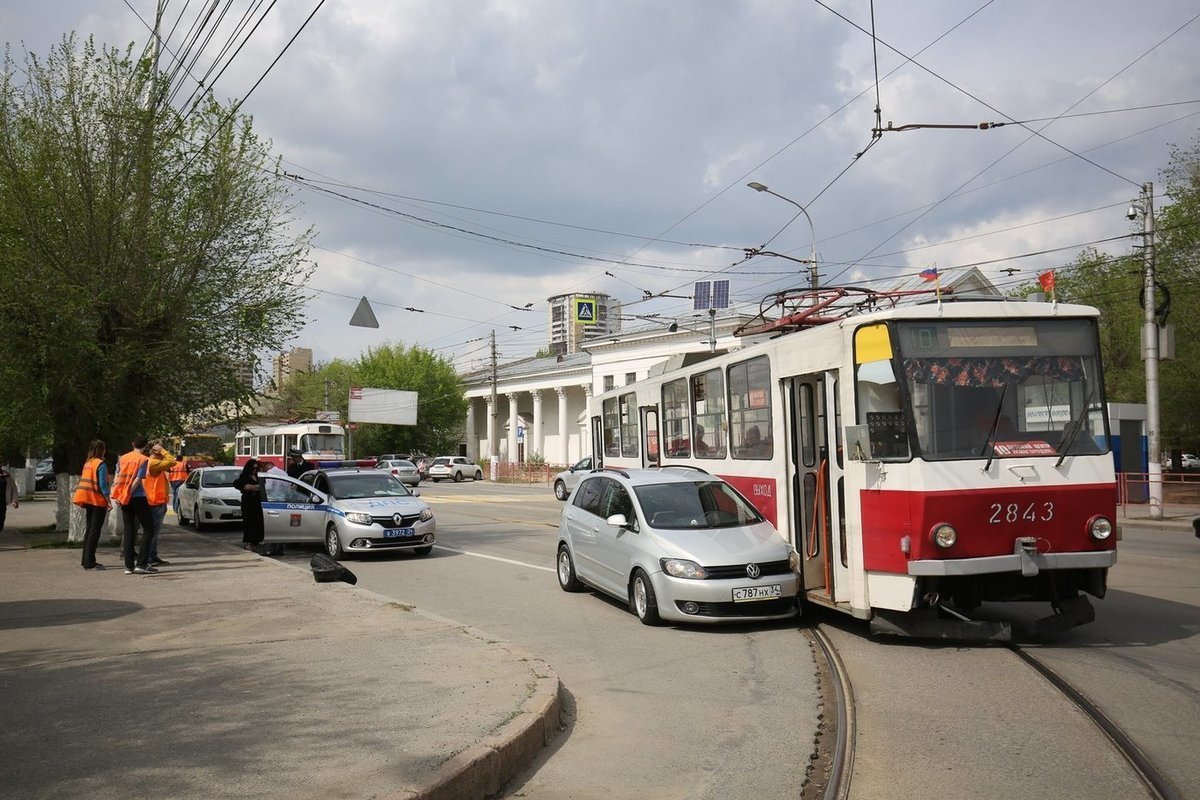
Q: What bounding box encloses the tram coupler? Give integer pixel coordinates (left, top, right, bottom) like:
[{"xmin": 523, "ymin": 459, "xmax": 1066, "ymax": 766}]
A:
[
  {"xmin": 1017, "ymin": 595, "xmax": 1095, "ymax": 640},
  {"xmin": 869, "ymin": 608, "xmax": 1011, "ymax": 642},
  {"xmin": 1014, "ymin": 537, "xmax": 1039, "ymax": 577}
]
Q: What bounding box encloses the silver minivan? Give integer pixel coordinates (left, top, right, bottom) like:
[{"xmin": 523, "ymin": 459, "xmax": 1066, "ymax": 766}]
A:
[{"xmin": 556, "ymin": 467, "xmax": 800, "ymax": 625}]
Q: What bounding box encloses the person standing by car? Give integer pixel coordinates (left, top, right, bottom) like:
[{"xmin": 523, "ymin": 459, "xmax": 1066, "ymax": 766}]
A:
[
  {"xmin": 143, "ymin": 443, "xmax": 177, "ymax": 567},
  {"xmin": 168, "ymin": 458, "xmax": 189, "ymax": 516},
  {"xmin": 286, "ymin": 447, "xmax": 315, "ymax": 479},
  {"xmin": 111, "ymin": 435, "xmax": 158, "ymax": 575},
  {"xmin": 73, "ymin": 440, "xmax": 111, "ymax": 570},
  {"xmin": 0, "ymin": 457, "xmax": 17, "ymax": 533},
  {"xmin": 234, "ymin": 458, "xmax": 268, "ymax": 552}
]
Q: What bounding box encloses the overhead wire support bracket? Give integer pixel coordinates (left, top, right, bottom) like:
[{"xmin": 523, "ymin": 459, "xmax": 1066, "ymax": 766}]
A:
[{"xmin": 873, "ymin": 120, "xmax": 1007, "ymax": 134}]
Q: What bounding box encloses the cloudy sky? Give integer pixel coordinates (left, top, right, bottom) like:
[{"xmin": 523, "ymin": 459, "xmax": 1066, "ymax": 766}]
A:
[{"xmin": 5, "ymin": 1, "xmax": 1199, "ymax": 376}]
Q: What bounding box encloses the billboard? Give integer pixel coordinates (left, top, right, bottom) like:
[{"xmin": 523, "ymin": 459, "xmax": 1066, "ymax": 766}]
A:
[{"xmin": 348, "ymin": 387, "xmax": 418, "ymax": 426}]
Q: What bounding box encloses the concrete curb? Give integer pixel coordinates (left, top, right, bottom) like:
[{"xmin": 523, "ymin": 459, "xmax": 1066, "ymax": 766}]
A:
[
  {"xmin": 192, "ymin": 528, "xmax": 566, "ymax": 800},
  {"xmin": 406, "ymin": 667, "xmax": 562, "ymax": 800}
]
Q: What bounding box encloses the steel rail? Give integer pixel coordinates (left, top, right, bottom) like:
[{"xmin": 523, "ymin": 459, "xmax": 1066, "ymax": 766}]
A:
[
  {"xmin": 809, "ymin": 624, "xmax": 855, "ymax": 800},
  {"xmin": 1008, "ymin": 644, "xmax": 1180, "ymax": 800}
]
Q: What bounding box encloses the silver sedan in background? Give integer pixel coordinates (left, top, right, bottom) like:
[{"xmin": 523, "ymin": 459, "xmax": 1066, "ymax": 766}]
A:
[{"xmin": 377, "ymin": 459, "xmax": 422, "ymax": 486}]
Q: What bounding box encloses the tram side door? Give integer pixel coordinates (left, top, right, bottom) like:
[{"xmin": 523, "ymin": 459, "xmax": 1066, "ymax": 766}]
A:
[
  {"xmin": 590, "ymin": 416, "xmax": 604, "ymax": 469},
  {"xmin": 640, "ymin": 406, "xmax": 660, "ymax": 468},
  {"xmin": 785, "ymin": 372, "xmax": 847, "ymax": 605}
]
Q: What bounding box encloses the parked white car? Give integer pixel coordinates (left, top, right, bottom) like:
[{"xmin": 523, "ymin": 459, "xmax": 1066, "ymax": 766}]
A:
[
  {"xmin": 553, "ymin": 456, "xmax": 593, "ymax": 501},
  {"xmin": 428, "ymin": 456, "xmax": 483, "ymax": 482},
  {"xmin": 177, "ymin": 466, "xmax": 243, "ymax": 531}
]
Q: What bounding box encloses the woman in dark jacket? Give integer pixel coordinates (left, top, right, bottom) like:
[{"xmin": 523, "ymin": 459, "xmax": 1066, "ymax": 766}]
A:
[{"xmin": 234, "ymin": 459, "xmax": 266, "ymax": 550}]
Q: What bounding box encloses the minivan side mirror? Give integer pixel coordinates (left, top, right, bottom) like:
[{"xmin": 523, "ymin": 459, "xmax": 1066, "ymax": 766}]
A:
[{"xmin": 606, "ymin": 513, "xmax": 636, "ymax": 531}]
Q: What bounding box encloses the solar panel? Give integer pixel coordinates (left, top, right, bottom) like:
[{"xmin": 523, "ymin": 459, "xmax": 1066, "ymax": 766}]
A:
[
  {"xmin": 712, "ymin": 279, "xmax": 730, "ymax": 309},
  {"xmin": 693, "ymin": 281, "xmax": 711, "ymax": 311}
]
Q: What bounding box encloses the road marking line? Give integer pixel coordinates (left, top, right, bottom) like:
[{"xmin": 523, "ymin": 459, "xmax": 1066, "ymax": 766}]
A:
[{"xmin": 433, "ymin": 545, "xmax": 555, "ymax": 572}]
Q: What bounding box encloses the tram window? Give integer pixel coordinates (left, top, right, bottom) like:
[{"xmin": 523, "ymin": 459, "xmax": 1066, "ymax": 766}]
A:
[
  {"xmin": 799, "ymin": 383, "xmax": 816, "ymax": 468},
  {"xmin": 662, "ymin": 378, "xmax": 691, "ymax": 458},
  {"xmin": 690, "ymin": 368, "xmax": 727, "ymax": 458},
  {"xmin": 602, "ymin": 397, "xmax": 621, "ymax": 458},
  {"xmin": 855, "ymin": 360, "xmax": 909, "ymax": 460},
  {"xmin": 619, "ymin": 393, "xmax": 639, "ymax": 458},
  {"xmin": 730, "ymin": 357, "xmax": 773, "ymax": 460}
]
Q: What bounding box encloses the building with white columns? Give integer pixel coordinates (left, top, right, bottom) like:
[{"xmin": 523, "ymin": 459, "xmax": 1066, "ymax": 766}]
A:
[{"xmin": 460, "ymin": 312, "xmax": 757, "ymax": 466}]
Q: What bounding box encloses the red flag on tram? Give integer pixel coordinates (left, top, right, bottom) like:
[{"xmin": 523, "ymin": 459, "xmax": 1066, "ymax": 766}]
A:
[{"xmin": 1038, "ymin": 270, "xmax": 1056, "ymax": 293}]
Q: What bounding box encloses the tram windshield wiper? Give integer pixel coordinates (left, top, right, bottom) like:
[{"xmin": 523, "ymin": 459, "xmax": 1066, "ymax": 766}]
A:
[
  {"xmin": 980, "ymin": 384, "xmax": 1009, "ymax": 471},
  {"xmin": 1055, "ymin": 385, "xmax": 1096, "ymax": 468}
]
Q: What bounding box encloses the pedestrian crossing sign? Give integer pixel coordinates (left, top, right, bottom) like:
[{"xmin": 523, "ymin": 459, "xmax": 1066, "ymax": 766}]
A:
[{"xmin": 575, "ymin": 297, "xmax": 597, "ymax": 324}]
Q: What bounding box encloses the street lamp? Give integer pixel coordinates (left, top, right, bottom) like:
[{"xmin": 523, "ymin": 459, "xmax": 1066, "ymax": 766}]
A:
[{"xmin": 746, "ymin": 182, "xmax": 819, "ymax": 292}]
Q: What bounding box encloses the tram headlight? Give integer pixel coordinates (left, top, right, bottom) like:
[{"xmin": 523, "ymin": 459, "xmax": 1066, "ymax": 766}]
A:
[
  {"xmin": 929, "ymin": 523, "xmax": 957, "ymax": 549},
  {"xmin": 1087, "ymin": 515, "xmax": 1113, "ymax": 541}
]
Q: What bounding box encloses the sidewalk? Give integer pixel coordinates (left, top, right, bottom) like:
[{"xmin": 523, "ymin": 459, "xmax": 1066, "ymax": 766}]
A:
[
  {"xmin": 0, "ymin": 499, "xmax": 561, "ymax": 800},
  {"xmin": 1116, "ymin": 500, "xmax": 1200, "ymax": 531}
]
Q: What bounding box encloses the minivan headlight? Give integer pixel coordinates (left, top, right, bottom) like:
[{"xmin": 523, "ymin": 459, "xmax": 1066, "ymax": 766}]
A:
[
  {"xmin": 661, "ymin": 558, "xmax": 708, "ymax": 579},
  {"xmin": 345, "ymin": 511, "xmax": 373, "ymax": 525}
]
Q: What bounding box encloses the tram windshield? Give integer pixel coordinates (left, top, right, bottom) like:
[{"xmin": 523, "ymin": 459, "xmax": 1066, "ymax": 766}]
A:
[
  {"xmin": 299, "ymin": 433, "xmax": 344, "ymax": 454},
  {"xmin": 856, "ymin": 318, "xmax": 1109, "ymax": 461}
]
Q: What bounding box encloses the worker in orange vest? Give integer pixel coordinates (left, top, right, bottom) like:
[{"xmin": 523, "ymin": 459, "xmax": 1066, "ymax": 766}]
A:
[
  {"xmin": 168, "ymin": 458, "xmax": 189, "ymax": 517},
  {"xmin": 111, "ymin": 435, "xmax": 158, "ymax": 575},
  {"xmin": 144, "ymin": 443, "xmax": 177, "ymax": 567},
  {"xmin": 72, "ymin": 440, "xmax": 111, "ymax": 570}
]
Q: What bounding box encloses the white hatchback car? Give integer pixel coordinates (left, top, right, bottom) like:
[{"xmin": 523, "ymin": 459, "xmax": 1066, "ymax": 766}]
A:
[
  {"xmin": 557, "ymin": 467, "xmax": 800, "ymax": 625},
  {"xmin": 552, "ymin": 456, "xmax": 593, "ymax": 501}
]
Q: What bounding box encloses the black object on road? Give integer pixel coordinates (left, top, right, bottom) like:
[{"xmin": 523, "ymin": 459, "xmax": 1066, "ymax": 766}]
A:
[
  {"xmin": 310, "ymin": 553, "xmax": 358, "ymax": 585},
  {"xmin": 1193, "ymin": 518, "xmax": 1199, "ymax": 539}
]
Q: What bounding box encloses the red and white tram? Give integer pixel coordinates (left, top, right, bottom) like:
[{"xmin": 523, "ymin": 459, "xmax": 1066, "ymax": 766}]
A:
[
  {"xmin": 234, "ymin": 420, "xmax": 351, "ymax": 470},
  {"xmin": 589, "ymin": 294, "xmax": 1117, "ymax": 638}
]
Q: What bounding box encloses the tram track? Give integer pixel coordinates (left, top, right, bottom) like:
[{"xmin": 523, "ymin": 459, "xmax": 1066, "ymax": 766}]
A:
[
  {"xmin": 806, "ymin": 616, "xmax": 1180, "ymax": 800},
  {"xmin": 1006, "ymin": 642, "xmax": 1180, "ymax": 800},
  {"xmin": 803, "ymin": 623, "xmax": 855, "ymax": 800}
]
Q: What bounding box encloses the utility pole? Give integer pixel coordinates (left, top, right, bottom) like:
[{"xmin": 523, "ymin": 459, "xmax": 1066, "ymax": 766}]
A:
[
  {"xmin": 1139, "ymin": 182, "xmax": 1162, "ymax": 519},
  {"xmin": 489, "ymin": 330, "xmax": 498, "ymax": 462}
]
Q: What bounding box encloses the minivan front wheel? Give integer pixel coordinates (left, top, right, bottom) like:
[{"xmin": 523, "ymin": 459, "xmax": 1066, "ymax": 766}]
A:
[
  {"xmin": 631, "ymin": 569, "xmax": 662, "ymax": 626},
  {"xmin": 557, "ymin": 544, "xmax": 584, "ymax": 592}
]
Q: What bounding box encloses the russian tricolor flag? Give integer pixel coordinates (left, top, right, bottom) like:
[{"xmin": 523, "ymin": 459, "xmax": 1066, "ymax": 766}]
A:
[{"xmin": 919, "ymin": 267, "xmax": 939, "ymax": 281}]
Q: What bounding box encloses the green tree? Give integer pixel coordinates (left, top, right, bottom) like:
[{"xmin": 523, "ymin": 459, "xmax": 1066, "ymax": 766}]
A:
[
  {"xmin": 1047, "ymin": 130, "xmax": 1200, "ymax": 451},
  {"xmin": 0, "ymin": 36, "xmax": 313, "ymax": 473}
]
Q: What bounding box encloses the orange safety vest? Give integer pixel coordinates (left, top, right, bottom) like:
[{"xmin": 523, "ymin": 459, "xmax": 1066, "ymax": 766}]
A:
[
  {"xmin": 144, "ymin": 468, "xmax": 170, "ymax": 506},
  {"xmin": 72, "ymin": 458, "xmax": 108, "ymax": 508},
  {"xmin": 110, "ymin": 450, "xmax": 149, "ymax": 506},
  {"xmin": 168, "ymin": 461, "xmax": 189, "ymax": 483}
]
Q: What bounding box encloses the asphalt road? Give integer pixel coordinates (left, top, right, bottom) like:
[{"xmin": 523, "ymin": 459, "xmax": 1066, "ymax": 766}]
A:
[
  {"xmin": 197, "ymin": 484, "xmax": 1200, "ymax": 799},
  {"xmin": 202, "ymin": 480, "xmax": 822, "ymax": 799}
]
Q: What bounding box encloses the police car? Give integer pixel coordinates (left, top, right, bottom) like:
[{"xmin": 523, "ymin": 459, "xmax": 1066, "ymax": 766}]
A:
[{"xmin": 259, "ymin": 467, "xmax": 435, "ymax": 559}]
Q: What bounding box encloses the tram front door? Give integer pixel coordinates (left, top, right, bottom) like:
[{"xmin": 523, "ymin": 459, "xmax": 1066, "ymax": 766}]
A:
[{"xmin": 785, "ymin": 372, "xmax": 846, "ymax": 605}]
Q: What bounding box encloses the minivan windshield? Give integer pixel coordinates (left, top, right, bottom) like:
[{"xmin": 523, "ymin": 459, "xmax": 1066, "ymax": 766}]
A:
[{"xmin": 633, "ymin": 481, "xmax": 763, "ymax": 529}]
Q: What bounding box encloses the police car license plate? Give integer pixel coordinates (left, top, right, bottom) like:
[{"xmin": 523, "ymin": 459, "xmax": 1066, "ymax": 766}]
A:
[
  {"xmin": 383, "ymin": 528, "xmax": 416, "ymax": 538},
  {"xmin": 733, "ymin": 585, "xmax": 781, "ymax": 602}
]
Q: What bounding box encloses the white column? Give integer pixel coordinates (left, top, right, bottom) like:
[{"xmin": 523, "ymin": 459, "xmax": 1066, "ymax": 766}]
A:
[
  {"xmin": 507, "ymin": 393, "xmax": 519, "ymax": 463},
  {"xmin": 557, "ymin": 387, "xmax": 570, "ymax": 465},
  {"xmin": 485, "ymin": 398, "xmax": 496, "ymax": 460},
  {"xmin": 465, "ymin": 400, "xmax": 477, "ymax": 462},
  {"xmin": 531, "ymin": 390, "xmax": 544, "ymax": 461}
]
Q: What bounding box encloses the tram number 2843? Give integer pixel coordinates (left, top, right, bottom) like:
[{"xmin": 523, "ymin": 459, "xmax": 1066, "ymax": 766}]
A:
[{"xmin": 989, "ymin": 501, "xmax": 1054, "ymax": 524}]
